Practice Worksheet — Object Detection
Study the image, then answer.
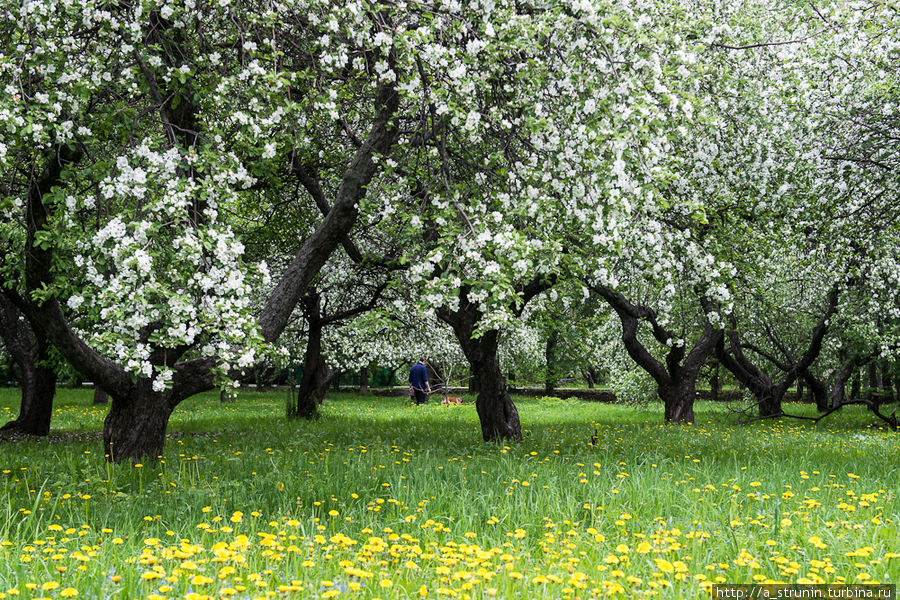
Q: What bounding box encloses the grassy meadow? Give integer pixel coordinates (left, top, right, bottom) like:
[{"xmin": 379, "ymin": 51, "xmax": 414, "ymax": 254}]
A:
[{"xmin": 0, "ymin": 388, "xmax": 898, "ymax": 599}]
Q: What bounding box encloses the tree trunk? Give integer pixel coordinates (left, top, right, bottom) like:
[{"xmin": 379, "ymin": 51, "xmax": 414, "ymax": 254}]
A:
[
  {"xmin": 710, "ymin": 361, "xmax": 719, "ymax": 403},
  {"xmin": 544, "ymin": 329, "xmax": 558, "ymax": 395},
  {"xmin": 582, "ymin": 367, "xmax": 596, "ymax": 389},
  {"xmin": 0, "ymin": 296, "xmax": 57, "ymax": 436},
  {"xmin": 1, "ymin": 358, "xmax": 56, "ymax": 436},
  {"xmin": 438, "ymin": 294, "xmax": 522, "ymax": 442},
  {"xmin": 865, "ymin": 363, "xmax": 877, "ymax": 403},
  {"xmin": 802, "ymin": 373, "xmax": 829, "ymax": 412},
  {"xmin": 850, "ymin": 370, "xmax": 861, "ymax": 401},
  {"xmin": 873, "ymin": 363, "xmax": 886, "ymax": 408},
  {"xmin": 290, "ymin": 293, "xmax": 334, "ymax": 419},
  {"xmin": 758, "ymin": 390, "xmax": 783, "ymax": 418},
  {"xmin": 93, "ymin": 387, "xmax": 109, "ymax": 405},
  {"xmin": 103, "ymin": 382, "xmax": 173, "ymax": 463},
  {"xmin": 293, "ymin": 333, "xmax": 324, "ymax": 418},
  {"xmin": 468, "ymin": 363, "xmax": 482, "ymax": 395},
  {"xmin": 883, "ymin": 373, "xmax": 895, "ymax": 405},
  {"xmin": 661, "ymin": 380, "xmax": 696, "ymax": 423},
  {"xmin": 474, "ymin": 332, "xmax": 522, "ymax": 441},
  {"xmin": 360, "ymin": 366, "xmax": 369, "ymax": 396},
  {"xmin": 796, "ymin": 378, "xmax": 803, "ymax": 404}
]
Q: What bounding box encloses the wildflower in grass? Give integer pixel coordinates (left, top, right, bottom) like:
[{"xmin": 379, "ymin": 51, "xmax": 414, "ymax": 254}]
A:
[
  {"xmin": 653, "ymin": 559, "xmax": 675, "ymax": 574},
  {"xmin": 40, "ymin": 583, "xmax": 59, "ymax": 592}
]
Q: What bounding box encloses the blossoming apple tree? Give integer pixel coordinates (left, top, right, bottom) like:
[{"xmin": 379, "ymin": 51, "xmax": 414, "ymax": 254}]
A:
[{"xmin": 2, "ymin": 0, "xmax": 694, "ymax": 459}]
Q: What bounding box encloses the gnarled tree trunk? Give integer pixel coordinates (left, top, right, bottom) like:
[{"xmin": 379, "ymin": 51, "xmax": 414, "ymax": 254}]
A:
[
  {"xmin": 290, "ymin": 293, "xmax": 334, "ymax": 419},
  {"xmin": 471, "ymin": 331, "xmax": 521, "ymax": 441},
  {"xmin": 802, "ymin": 372, "xmax": 829, "ymax": 412},
  {"xmin": 439, "ymin": 293, "xmax": 523, "ymax": 442},
  {"xmin": 660, "ymin": 378, "xmax": 697, "ymax": 423},
  {"xmin": 0, "ymin": 295, "xmax": 57, "ymax": 436},
  {"xmin": 715, "ymin": 285, "xmax": 839, "ymax": 419},
  {"xmin": 593, "ymin": 284, "xmax": 721, "ymax": 424},
  {"xmin": 103, "ymin": 381, "xmax": 173, "ymax": 463}
]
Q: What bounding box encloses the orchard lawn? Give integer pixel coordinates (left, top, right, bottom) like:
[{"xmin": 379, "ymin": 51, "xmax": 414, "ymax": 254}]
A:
[{"xmin": 1, "ymin": 389, "xmax": 898, "ymax": 599}]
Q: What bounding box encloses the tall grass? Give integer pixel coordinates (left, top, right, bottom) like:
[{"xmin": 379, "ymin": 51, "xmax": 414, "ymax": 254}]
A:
[{"xmin": 0, "ymin": 388, "xmax": 897, "ymax": 599}]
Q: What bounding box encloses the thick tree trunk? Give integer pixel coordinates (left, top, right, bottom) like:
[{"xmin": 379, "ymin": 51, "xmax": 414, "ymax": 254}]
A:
[
  {"xmin": 468, "ymin": 364, "xmax": 482, "ymax": 395},
  {"xmin": 802, "ymin": 373, "xmax": 829, "ymax": 412},
  {"xmin": 294, "ymin": 336, "xmax": 324, "ymax": 418},
  {"xmin": 0, "ymin": 296, "xmax": 57, "ymax": 436},
  {"xmin": 103, "ymin": 382, "xmax": 173, "ymax": 463},
  {"xmin": 866, "ymin": 363, "xmax": 878, "ymax": 403},
  {"xmin": 871, "ymin": 364, "xmax": 886, "ymax": 408},
  {"xmin": 290, "ymin": 294, "xmax": 334, "ymax": 419},
  {"xmin": 758, "ymin": 390, "xmax": 783, "ymax": 419},
  {"xmin": 660, "ymin": 379, "xmax": 696, "ymax": 423},
  {"xmin": 438, "ymin": 294, "xmax": 523, "ymax": 442},
  {"xmin": 595, "ymin": 285, "xmax": 722, "ymax": 425},
  {"xmin": 474, "ymin": 332, "xmax": 521, "ymax": 441},
  {"xmin": 360, "ymin": 366, "xmax": 369, "ymax": 396},
  {"xmin": 1, "ymin": 360, "xmax": 56, "ymax": 436}
]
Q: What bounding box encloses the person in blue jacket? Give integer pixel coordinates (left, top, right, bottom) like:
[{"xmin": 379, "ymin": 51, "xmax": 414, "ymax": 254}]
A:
[{"xmin": 408, "ymin": 356, "xmax": 431, "ymax": 405}]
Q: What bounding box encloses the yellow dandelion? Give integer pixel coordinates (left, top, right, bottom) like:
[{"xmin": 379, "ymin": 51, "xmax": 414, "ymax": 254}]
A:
[{"xmin": 654, "ymin": 559, "xmax": 675, "ymax": 574}]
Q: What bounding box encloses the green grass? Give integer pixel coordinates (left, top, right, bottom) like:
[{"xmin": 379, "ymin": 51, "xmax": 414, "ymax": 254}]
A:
[{"xmin": 0, "ymin": 388, "xmax": 898, "ymax": 599}]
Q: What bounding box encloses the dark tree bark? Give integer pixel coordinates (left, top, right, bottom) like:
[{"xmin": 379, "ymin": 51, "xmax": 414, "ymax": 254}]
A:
[
  {"xmin": 867, "ymin": 363, "xmax": 885, "ymax": 408},
  {"xmin": 850, "ymin": 370, "xmax": 861, "ymax": 401},
  {"xmin": 439, "ymin": 302, "xmax": 519, "ymax": 441},
  {"xmin": 884, "ymin": 373, "xmax": 895, "ymax": 405},
  {"xmin": 592, "ymin": 285, "xmax": 721, "ymax": 423},
  {"xmin": 93, "ymin": 388, "xmax": 109, "ymax": 405},
  {"xmin": 103, "ymin": 381, "xmax": 173, "ymax": 462},
  {"xmin": 714, "ymin": 285, "xmax": 839, "ymax": 418},
  {"xmin": 472, "ymin": 331, "xmax": 521, "ymax": 441},
  {"xmin": 360, "ymin": 366, "xmax": 369, "ymax": 396},
  {"xmin": 0, "ymin": 293, "xmax": 57, "ymax": 436},
  {"xmin": 544, "ymin": 328, "xmax": 559, "ymax": 395},
  {"xmin": 290, "ymin": 293, "xmax": 334, "ymax": 419},
  {"xmin": 710, "ymin": 360, "xmax": 720, "ymax": 403},
  {"xmin": 582, "ymin": 367, "xmax": 597, "ymax": 389},
  {"xmin": 825, "ymin": 350, "xmax": 856, "ymax": 409},
  {"xmin": 802, "ymin": 371, "xmax": 829, "ymax": 412},
  {"xmin": 438, "ymin": 279, "xmax": 551, "ymax": 441},
  {"xmin": 467, "ymin": 361, "xmax": 483, "ymax": 395}
]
